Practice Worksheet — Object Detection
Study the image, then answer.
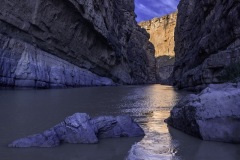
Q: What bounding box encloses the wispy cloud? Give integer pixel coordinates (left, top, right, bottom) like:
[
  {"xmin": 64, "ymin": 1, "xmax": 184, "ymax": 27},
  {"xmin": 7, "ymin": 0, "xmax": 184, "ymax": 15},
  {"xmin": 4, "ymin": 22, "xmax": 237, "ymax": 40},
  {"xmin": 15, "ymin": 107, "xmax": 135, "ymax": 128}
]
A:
[
  {"xmin": 135, "ymin": 0, "xmax": 179, "ymax": 22},
  {"xmin": 138, "ymin": 3, "xmax": 161, "ymax": 17}
]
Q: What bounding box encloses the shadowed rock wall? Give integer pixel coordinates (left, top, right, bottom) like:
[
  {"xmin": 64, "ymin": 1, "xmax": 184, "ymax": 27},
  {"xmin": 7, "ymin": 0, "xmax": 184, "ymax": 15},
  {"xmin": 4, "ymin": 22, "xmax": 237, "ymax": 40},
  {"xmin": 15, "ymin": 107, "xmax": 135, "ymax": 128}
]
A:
[
  {"xmin": 173, "ymin": 0, "xmax": 240, "ymax": 90},
  {"xmin": 0, "ymin": 0, "xmax": 156, "ymax": 88}
]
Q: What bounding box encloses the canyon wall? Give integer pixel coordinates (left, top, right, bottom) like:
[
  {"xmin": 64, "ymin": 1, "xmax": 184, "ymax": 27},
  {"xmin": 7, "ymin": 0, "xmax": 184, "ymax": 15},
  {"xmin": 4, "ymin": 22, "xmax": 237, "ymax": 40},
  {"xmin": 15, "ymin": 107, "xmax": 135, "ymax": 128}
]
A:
[
  {"xmin": 173, "ymin": 0, "xmax": 240, "ymax": 90},
  {"xmin": 0, "ymin": 0, "xmax": 156, "ymax": 88},
  {"xmin": 139, "ymin": 12, "xmax": 177, "ymax": 83}
]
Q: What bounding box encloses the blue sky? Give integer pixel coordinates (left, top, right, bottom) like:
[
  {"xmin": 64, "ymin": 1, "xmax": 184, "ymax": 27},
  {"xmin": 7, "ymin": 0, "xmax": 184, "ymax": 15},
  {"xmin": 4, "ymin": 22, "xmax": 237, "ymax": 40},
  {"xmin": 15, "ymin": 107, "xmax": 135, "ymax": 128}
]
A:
[{"xmin": 135, "ymin": 0, "xmax": 180, "ymax": 22}]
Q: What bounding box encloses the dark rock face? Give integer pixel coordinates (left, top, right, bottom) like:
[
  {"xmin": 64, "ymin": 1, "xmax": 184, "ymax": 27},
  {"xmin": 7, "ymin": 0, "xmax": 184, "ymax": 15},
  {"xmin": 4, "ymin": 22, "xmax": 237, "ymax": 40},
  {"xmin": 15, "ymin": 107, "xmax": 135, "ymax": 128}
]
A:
[
  {"xmin": 9, "ymin": 113, "xmax": 145, "ymax": 148},
  {"xmin": 173, "ymin": 0, "xmax": 240, "ymax": 90},
  {"xmin": 139, "ymin": 12, "xmax": 177, "ymax": 84},
  {"xmin": 156, "ymin": 56, "xmax": 175, "ymax": 84},
  {"xmin": 166, "ymin": 83, "xmax": 240, "ymax": 143},
  {"xmin": 0, "ymin": 0, "xmax": 156, "ymax": 88}
]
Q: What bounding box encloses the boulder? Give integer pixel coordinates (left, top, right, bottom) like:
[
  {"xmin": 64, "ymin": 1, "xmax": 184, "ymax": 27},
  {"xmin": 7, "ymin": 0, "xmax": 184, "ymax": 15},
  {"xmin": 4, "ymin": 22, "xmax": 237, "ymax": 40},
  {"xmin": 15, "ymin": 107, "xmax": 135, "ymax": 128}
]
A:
[
  {"xmin": 91, "ymin": 115, "xmax": 145, "ymax": 138},
  {"xmin": 166, "ymin": 83, "xmax": 240, "ymax": 143},
  {"xmin": 9, "ymin": 113, "xmax": 145, "ymax": 148}
]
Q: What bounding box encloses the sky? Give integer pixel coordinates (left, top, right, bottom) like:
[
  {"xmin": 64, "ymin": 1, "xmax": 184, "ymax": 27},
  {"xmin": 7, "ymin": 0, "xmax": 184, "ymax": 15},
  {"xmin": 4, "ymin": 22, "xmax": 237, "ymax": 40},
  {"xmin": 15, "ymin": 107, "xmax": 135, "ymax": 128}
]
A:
[{"xmin": 135, "ymin": 0, "xmax": 180, "ymax": 22}]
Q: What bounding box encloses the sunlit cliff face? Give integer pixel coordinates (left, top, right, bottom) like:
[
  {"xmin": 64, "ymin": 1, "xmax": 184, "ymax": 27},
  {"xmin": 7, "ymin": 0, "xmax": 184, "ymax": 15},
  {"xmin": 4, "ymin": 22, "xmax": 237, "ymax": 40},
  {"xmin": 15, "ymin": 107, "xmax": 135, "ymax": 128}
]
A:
[{"xmin": 134, "ymin": 0, "xmax": 179, "ymax": 22}]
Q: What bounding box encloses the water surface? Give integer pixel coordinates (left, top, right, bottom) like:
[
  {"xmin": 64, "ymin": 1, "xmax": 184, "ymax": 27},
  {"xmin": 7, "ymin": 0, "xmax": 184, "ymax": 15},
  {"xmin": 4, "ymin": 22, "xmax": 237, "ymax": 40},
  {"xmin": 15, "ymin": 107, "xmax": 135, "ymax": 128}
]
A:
[{"xmin": 0, "ymin": 85, "xmax": 240, "ymax": 160}]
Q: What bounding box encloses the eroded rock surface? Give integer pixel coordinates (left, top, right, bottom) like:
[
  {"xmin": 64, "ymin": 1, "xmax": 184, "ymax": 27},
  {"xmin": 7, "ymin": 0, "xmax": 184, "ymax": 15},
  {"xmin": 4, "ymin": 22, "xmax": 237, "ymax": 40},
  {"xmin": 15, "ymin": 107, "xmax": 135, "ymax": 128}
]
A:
[
  {"xmin": 173, "ymin": 0, "xmax": 240, "ymax": 90},
  {"xmin": 166, "ymin": 83, "xmax": 240, "ymax": 143},
  {"xmin": 139, "ymin": 12, "xmax": 177, "ymax": 84},
  {"xmin": 9, "ymin": 113, "xmax": 145, "ymax": 148},
  {"xmin": 0, "ymin": 0, "xmax": 156, "ymax": 88},
  {"xmin": 0, "ymin": 34, "xmax": 114, "ymax": 88}
]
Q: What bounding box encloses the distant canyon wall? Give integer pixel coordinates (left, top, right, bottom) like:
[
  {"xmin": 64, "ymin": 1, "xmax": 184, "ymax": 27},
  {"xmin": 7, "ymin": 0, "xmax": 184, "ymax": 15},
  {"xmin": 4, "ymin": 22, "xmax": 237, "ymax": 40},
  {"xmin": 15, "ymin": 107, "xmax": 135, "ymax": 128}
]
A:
[
  {"xmin": 139, "ymin": 12, "xmax": 177, "ymax": 83},
  {"xmin": 173, "ymin": 0, "xmax": 240, "ymax": 90},
  {"xmin": 0, "ymin": 0, "xmax": 156, "ymax": 88}
]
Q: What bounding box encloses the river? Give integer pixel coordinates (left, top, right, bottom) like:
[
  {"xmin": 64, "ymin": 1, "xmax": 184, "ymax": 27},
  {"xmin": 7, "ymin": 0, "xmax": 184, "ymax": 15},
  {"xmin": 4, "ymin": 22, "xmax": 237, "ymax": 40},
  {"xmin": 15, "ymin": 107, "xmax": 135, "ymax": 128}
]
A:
[{"xmin": 0, "ymin": 84, "xmax": 239, "ymax": 160}]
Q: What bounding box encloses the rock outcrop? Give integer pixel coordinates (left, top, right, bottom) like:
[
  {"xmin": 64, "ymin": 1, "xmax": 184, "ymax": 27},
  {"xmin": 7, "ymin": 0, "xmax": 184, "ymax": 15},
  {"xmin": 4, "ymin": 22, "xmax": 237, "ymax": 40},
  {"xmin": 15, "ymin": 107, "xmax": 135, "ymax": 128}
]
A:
[
  {"xmin": 166, "ymin": 83, "xmax": 240, "ymax": 143},
  {"xmin": 0, "ymin": 0, "xmax": 156, "ymax": 88},
  {"xmin": 0, "ymin": 34, "xmax": 114, "ymax": 88},
  {"xmin": 173, "ymin": 0, "xmax": 240, "ymax": 90},
  {"xmin": 139, "ymin": 12, "xmax": 177, "ymax": 83},
  {"xmin": 9, "ymin": 113, "xmax": 145, "ymax": 147}
]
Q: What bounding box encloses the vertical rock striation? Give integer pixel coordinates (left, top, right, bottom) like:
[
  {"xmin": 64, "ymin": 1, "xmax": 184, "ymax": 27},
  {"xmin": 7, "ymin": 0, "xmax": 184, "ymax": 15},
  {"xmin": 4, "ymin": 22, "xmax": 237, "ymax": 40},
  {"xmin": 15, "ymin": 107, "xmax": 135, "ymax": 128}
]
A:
[
  {"xmin": 173, "ymin": 0, "xmax": 240, "ymax": 90},
  {"xmin": 0, "ymin": 34, "xmax": 113, "ymax": 88},
  {"xmin": 0, "ymin": 0, "xmax": 156, "ymax": 88},
  {"xmin": 139, "ymin": 12, "xmax": 176, "ymax": 58},
  {"xmin": 139, "ymin": 12, "xmax": 177, "ymax": 84}
]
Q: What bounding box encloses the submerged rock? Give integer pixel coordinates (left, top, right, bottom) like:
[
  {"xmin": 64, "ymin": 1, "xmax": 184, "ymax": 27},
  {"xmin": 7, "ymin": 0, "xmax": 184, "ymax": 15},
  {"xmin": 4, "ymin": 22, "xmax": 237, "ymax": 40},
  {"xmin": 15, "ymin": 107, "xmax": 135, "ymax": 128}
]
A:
[
  {"xmin": 166, "ymin": 83, "xmax": 240, "ymax": 143},
  {"xmin": 9, "ymin": 113, "xmax": 145, "ymax": 148}
]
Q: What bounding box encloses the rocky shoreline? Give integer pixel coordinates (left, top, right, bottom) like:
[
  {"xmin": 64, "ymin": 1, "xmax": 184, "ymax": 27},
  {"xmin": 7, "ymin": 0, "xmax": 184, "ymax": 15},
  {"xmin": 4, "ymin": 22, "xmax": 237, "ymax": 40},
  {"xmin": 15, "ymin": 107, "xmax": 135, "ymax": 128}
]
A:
[
  {"xmin": 0, "ymin": 35, "xmax": 114, "ymax": 88},
  {"xmin": 166, "ymin": 83, "xmax": 240, "ymax": 143},
  {"xmin": 165, "ymin": 0, "xmax": 240, "ymax": 144}
]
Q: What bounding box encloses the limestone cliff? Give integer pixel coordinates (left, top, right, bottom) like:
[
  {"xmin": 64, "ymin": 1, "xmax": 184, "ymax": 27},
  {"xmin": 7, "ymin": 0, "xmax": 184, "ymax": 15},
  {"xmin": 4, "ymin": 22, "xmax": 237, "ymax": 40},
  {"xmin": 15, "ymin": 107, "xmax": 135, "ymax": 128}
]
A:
[
  {"xmin": 139, "ymin": 12, "xmax": 177, "ymax": 83},
  {"xmin": 0, "ymin": 0, "xmax": 156, "ymax": 88},
  {"xmin": 173, "ymin": 0, "xmax": 240, "ymax": 90}
]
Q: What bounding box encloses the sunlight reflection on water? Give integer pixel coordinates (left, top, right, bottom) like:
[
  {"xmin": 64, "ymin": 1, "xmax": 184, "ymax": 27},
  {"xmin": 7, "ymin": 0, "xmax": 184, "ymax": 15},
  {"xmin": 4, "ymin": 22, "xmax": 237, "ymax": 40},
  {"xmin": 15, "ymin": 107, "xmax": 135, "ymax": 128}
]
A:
[
  {"xmin": 1, "ymin": 85, "xmax": 239, "ymax": 160},
  {"xmin": 117, "ymin": 85, "xmax": 185, "ymax": 160}
]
